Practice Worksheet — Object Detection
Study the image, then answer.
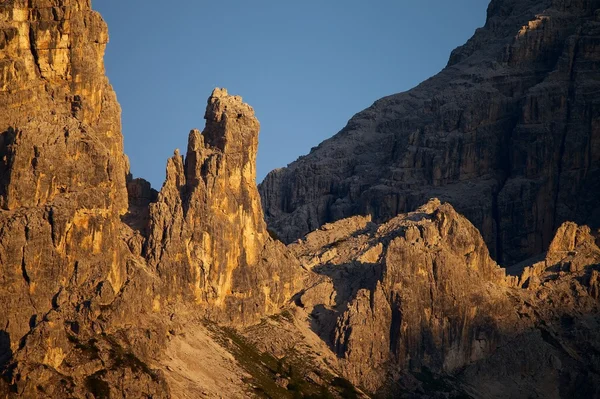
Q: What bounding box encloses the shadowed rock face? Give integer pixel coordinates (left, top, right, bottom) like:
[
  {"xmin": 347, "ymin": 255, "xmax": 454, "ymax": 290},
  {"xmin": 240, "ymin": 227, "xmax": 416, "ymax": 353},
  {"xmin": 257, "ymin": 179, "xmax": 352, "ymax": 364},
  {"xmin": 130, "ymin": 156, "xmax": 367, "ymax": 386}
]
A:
[
  {"xmin": 290, "ymin": 199, "xmax": 515, "ymax": 392},
  {"xmin": 286, "ymin": 199, "xmax": 600, "ymax": 397},
  {"xmin": 259, "ymin": 0, "xmax": 600, "ymax": 265}
]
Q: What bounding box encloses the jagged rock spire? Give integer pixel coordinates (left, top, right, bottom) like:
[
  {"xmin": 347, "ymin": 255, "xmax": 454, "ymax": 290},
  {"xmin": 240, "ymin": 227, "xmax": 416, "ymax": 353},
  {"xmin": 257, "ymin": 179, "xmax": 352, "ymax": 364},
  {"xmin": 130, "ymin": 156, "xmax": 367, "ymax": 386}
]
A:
[{"xmin": 146, "ymin": 88, "xmax": 302, "ymax": 325}]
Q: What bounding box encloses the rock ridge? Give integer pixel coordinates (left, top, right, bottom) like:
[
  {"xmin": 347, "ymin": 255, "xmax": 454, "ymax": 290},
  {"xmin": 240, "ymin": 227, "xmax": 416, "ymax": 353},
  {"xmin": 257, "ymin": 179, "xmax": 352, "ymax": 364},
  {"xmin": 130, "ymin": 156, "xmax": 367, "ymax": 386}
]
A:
[
  {"xmin": 144, "ymin": 88, "xmax": 303, "ymax": 325},
  {"xmin": 259, "ymin": 0, "xmax": 600, "ymax": 265},
  {"xmin": 0, "ymin": 0, "xmax": 599, "ymax": 398}
]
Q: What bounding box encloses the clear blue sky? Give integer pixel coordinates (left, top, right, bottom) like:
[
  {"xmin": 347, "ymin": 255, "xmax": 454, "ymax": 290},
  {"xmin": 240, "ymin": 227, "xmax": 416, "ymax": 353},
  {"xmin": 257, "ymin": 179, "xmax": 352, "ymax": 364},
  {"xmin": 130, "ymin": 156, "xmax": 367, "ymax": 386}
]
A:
[{"xmin": 92, "ymin": 1, "xmax": 489, "ymax": 189}]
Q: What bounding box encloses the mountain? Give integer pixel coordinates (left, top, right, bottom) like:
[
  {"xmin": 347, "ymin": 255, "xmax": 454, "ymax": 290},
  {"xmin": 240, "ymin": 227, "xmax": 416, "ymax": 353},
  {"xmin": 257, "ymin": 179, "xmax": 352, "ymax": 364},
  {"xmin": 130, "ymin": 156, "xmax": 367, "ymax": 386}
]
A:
[
  {"xmin": 285, "ymin": 200, "xmax": 600, "ymax": 397},
  {"xmin": 259, "ymin": 0, "xmax": 600, "ymax": 266},
  {"xmin": 0, "ymin": 1, "xmax": 300, "ymax": 396},
  {"xmin": 0, "ymin": 0, "xmax": 599, "ymax": 398}
]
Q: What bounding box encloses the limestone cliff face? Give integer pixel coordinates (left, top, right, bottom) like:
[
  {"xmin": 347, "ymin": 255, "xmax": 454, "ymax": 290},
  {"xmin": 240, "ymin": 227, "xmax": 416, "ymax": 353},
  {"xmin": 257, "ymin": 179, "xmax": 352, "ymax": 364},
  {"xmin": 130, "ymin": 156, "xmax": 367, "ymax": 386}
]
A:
[
  {"xmin": 0, "ymin": 0, "xmax": 128, "ymax": 211},
  {"xmin": 0, "ymin": 1, "xmax": 168, "ymax": 396},
  {"xmin": 0, "ymin": 2, "xmax": 162, "ymax": 398},
  {"xmin": 285, "ymin": 200, "xmax": 600, "ymax": 397},
  {"xmin": 291, "ymin": 199, "xmax": 515, "ymax": 392},
  {"xmin": 145, "ymin": 88, "xmax": 302, "ymax": 325},
  {"xmin": 1, "ymin": 1, "xmax": 600, "ymax": 398},
  {"xmin": 259, "ymin": 0, "xmax": 600, "ymax": 265},
  {"xmin": 0, "ymin": 2, "xmax": 300, "ymax": 397},
  {"xmin": 0, "ymin": 0, "xmax": 127, "ymax": 368}
]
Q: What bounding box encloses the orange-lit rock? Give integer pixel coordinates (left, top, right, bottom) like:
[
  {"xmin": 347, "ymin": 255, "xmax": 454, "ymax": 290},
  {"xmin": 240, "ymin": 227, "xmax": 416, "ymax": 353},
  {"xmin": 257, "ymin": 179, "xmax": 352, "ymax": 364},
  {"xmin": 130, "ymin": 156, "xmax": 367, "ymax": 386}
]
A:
[{"xmin": 146, "ymin": 88, "xmax": 303, "ymax": 325}]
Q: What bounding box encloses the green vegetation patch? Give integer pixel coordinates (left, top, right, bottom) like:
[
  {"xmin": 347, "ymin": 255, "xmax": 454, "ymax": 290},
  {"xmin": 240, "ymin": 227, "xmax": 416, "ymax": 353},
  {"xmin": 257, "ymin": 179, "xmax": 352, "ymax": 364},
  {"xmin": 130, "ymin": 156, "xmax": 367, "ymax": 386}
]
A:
[{"xmin": 208, "ymin": 321, "xmax": 344, "ymax": 398}]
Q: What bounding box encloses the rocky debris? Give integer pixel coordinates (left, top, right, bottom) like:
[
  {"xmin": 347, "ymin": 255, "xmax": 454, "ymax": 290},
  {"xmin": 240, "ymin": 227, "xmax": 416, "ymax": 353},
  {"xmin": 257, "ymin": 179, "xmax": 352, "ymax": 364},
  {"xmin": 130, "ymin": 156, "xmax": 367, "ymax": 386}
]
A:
[
  {"xmin": 160, "ymin": 323, "xmax": 250, "ymax": 399},
  {"xmin": 259, "ymin": 0, "xmax": 600, "ymax": 265}
]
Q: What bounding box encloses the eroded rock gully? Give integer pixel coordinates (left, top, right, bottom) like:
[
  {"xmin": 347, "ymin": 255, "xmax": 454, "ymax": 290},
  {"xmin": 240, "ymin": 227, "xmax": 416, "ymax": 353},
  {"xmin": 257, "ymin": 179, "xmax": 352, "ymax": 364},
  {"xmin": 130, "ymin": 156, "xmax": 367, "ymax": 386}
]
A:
[{"xmin": 0, "ymin": 0, "xmax": 599, "ymax": 398}]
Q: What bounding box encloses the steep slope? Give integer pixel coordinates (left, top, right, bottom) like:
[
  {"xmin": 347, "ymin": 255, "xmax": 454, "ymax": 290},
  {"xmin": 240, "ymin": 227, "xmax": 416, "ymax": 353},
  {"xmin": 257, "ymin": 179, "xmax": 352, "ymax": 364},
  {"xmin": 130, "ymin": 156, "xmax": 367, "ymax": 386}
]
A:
[
  {"xmin": 0, "ymin": 1, "xmax": 302, "ymax": 397},
  {"xmin": 144, "ymin": 88, "xmax": 303, "ymax": 326},
  {"xmin": 1, "ymin": 1, "xmax": 599, "ymax": 398},
  {"xmin": 260, "ymin": 199, "xmax": 600, "ymax": 397},
  {"xmin": 259, "ymin": 0, "xmax": 600, "ymax": 265}
]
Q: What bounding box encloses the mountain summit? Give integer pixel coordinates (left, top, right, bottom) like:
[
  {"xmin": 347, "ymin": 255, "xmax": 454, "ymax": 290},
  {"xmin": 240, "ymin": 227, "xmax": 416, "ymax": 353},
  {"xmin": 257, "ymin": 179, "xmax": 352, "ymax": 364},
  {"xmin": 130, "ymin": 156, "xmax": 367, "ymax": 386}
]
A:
[
  {"xmin": 260, "ymin": 0, "xmax": 600, "ymax": 265},
  {"xmin": 0, "ymin": 0, "xmax": 599, "ymax": 398}
]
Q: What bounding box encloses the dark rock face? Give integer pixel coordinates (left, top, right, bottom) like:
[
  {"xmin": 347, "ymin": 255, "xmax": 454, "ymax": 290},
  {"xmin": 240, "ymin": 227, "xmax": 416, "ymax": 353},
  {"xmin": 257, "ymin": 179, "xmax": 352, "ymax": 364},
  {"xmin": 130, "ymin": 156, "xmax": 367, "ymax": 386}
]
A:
[
  {"xmin": 290, "ymin": 200, "xmax": 516, "ymax": 392},
  {"xmin": 259, "ymin": 0, "xmax": 600, "ymax": 265}
]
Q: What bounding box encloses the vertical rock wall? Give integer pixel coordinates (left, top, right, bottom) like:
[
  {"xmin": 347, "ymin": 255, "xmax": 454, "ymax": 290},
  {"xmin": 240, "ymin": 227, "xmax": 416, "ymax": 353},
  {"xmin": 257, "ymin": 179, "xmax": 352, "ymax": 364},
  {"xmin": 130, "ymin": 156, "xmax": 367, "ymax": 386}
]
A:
[
  {"xmin": 145, "ymin": 89, "xmax": 302, "ymax": 325},
  {"xmin": 259, "ymin": 0, "xmax": 600, "ymax": 265}
]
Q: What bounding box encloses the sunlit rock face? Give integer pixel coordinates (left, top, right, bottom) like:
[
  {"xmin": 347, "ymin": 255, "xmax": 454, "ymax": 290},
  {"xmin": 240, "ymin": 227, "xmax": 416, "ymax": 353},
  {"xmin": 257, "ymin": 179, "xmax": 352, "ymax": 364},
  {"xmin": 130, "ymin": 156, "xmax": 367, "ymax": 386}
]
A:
[
  {"xmin": 0, "ymin": 0, "xmax": 599, "ymax": 398},
  {"xmin": 259, "ymin": 0, "xmax": 600, "ymax": 265},
  {"xmin": 0, "ymin": 1, "xmax": 301, "ymax": 395},
  {"xmin": 0, "ymin": 0, "xmax": 129, "ymax": 211},
  {"xmin": 0, "ymin": 0, "xmax": 130, "ymax": 362},
  {"xmin": 145, "ymin": 88, "xmax": 303, "ymax": 326},
  {"xmin": 0, "ymin": 1, "xmax": 166, "ymax": 397}
]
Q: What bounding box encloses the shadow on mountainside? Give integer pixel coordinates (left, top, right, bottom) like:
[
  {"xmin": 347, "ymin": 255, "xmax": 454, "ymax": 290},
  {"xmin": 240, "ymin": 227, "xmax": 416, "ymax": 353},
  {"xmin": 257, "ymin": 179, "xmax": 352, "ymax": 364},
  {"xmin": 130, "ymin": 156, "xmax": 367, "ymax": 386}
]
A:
[
  {"xmin": 308, "ymin": 261, "xmax": 383, "ymax": 357},
  {"xmin": 0, "ymin": 330, "xmax": 13, "ymax": 392}
]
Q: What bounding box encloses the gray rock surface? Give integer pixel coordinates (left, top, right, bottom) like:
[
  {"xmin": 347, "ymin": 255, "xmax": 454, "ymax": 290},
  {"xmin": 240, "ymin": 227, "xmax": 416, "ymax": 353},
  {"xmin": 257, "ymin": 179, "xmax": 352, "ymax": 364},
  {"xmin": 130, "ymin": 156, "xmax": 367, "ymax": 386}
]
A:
[
  {"xmin": 283, "ymin": 199, "xmax": 600, "ymax": 397},
  {"xmin": 259, "ymin": 0, "xmax": 600, "ymax": 265}
]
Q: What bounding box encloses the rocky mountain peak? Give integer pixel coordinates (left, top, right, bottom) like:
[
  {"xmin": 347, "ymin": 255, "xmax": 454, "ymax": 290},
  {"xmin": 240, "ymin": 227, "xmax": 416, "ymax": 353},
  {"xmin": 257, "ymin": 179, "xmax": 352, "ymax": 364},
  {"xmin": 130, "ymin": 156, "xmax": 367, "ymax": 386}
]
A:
[
  {"xmin": 203, "ymin": 88, "xmax": 259, "ymax": 158},
  {"xmin": 145, "ymin": 87, "xmax": 301, "ymax": 325},
  {"xmin": 259, "ymin": 0, "xmax": 600, "ymax": 265},
  {"xmin": 0, "ymin": 0, "xmax": 599, "ymax": 398}
]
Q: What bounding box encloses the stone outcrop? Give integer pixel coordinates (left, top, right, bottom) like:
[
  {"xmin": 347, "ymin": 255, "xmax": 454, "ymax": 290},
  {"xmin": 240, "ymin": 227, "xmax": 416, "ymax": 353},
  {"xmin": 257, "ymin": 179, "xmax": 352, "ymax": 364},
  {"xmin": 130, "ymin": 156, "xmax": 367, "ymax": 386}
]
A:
[
  {"xmin": 0, "ymin": 1, "xmax": 301, "ymax": 397},
  {"xmin": 144, "ymin": 88, "xmax": 302, "ymax": 325},
  {"xmin": 272, "ymin": 200, "xmax": 600, "ymax": 397},
  {"xmin": 259, "ymin": 0, "xmax": 600, "ymax": 265},
  {"xmin": 0, "ymin": 0, "xmax": 599, "ymax": 398},
  {"xmin": 289, "ymin": 199, "xmax": 516, "ymax": 392}
]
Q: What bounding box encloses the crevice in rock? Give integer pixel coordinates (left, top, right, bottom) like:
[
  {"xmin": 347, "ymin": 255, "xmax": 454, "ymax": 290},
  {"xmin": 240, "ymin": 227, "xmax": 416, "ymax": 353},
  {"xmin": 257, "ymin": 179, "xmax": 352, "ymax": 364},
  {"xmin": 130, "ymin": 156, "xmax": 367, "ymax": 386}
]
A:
[
  {"xmin": 389, "ymin": 293, "xmax": 401, "ymax": 357},
  {"xmin": 491, "ymin": 112, "xmax": 519, "ymax": 265},
  {"xmin": 28, "ymin": 24, "xmax": 41, "ymax": 76},
  {"xmin": 20, "ymin": 247, "xmax": 29, "ymax": 286},
  {"xmin": 0, "ymin": 128, "xmax": 16, "ymax": 209},
  {"xmin": 123, "ymin": 176, "xmax": 158, "ymax": 236}
]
